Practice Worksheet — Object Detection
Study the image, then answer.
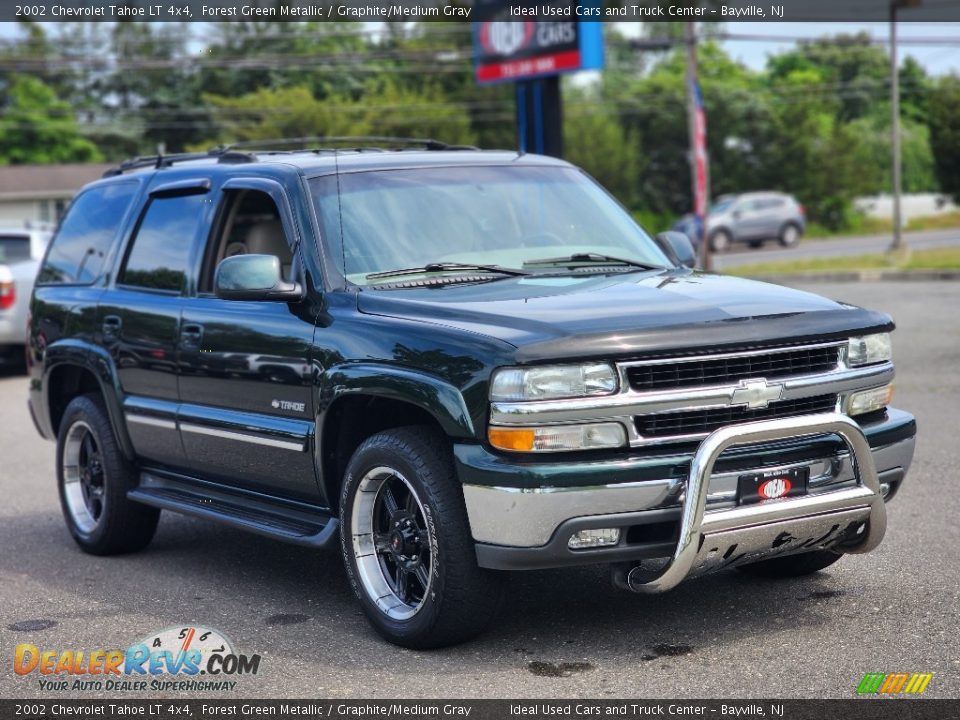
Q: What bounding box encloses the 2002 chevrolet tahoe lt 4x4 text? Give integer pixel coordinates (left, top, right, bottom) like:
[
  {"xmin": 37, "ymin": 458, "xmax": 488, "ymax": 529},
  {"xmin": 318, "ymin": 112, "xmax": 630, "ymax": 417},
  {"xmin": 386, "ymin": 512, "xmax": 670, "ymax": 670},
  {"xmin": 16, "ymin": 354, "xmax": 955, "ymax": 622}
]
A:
[{"xmin": 27, "ymin": 142, "xmax": 916, "ymax": 648}]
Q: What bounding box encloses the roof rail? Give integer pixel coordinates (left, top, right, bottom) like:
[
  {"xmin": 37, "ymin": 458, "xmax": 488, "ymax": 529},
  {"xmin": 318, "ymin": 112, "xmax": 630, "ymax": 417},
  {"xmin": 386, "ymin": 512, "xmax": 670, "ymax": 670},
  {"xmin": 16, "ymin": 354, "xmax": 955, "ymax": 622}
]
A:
[
  {"xmin": 102, "ymin": 149, "xmax": 230, "ymax": 177},
  {"xmin": 103, "ymin": 136, "xmax": 480, "ymax": 177},
  {"xmin": 214, "ymin": 136, "xmax": 480, "ymax": 153}
]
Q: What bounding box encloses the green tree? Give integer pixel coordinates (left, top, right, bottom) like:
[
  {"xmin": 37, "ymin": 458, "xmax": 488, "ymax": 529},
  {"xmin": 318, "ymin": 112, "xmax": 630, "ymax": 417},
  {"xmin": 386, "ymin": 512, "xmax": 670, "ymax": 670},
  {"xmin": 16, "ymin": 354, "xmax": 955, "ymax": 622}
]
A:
[
  {"xmin": 928, "ymin": 75, "xmax": 960, "ymax": 203},
  {"xmin": 755, "ymin": 66, "xmax": 872, "ymax": 229},
  {"xmin": 849, "ymin": 113, "xmax": 937, "ymax": 194},
  {"xmin": 602, "ymin": 41, "xmax": 771, "ymax": 218},
  {"xmin": 898, "ymin": 55, "xmax": 930, "ymax": 123},
  {"xmin": 766, "ymin": 33, "xmax": 890, "ymax": 122},
  {"xmin": 563, "ymin": 89, "xmax": 643, "ymax": 210},
  {"xmin": 108, "ymin": 21, "xmax": 204, "ymax": 154},
  {"xmin": 203, "ymin": 85, "xmax": 371, "ymax": 142},
  {"xmin": 0, "ymin": 75, "xmax": 101, "ymax": 164}
]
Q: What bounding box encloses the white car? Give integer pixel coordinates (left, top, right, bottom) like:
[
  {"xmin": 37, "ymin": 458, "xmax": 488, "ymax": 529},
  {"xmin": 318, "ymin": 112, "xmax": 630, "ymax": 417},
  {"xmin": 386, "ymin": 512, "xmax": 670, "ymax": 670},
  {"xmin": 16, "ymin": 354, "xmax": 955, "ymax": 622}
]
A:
[{"xmin": 0, "ymin": 226, "xmax": 53, "ymax": 366}]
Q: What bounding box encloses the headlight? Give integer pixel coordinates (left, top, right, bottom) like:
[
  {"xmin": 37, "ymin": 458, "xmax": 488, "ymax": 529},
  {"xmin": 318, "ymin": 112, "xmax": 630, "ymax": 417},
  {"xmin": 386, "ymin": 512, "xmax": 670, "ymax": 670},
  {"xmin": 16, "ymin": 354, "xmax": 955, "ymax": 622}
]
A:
[
  {"xmin": 847, "ymin": 333, "xmax": 892, "ymax": 366},
  {"xmin": 488, "ymin": 422, "xmax": 627, "ymax": 452},
  {"xmin": 848, "ymin": 384, "xmax": 893, "ymax": 416},
  {"xmin": 490, "ymin": 362, "xmax": 618, "ymax": 402}
]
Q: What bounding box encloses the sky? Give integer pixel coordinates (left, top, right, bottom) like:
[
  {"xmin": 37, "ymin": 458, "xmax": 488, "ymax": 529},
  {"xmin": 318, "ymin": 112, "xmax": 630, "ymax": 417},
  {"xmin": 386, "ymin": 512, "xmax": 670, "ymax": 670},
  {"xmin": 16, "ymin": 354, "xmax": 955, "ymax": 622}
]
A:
[{"xmin": 678, "ymin": 22, "xmax": 959, "ymax": 75}]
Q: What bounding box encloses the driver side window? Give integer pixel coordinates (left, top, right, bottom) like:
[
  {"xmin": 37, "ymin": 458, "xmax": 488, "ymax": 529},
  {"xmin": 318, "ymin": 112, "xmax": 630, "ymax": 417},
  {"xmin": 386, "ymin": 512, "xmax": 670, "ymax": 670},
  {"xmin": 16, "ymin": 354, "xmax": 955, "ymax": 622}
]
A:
[{"xmin": 200, "ymin": 189, "xmax": 294, "ymax": 293}]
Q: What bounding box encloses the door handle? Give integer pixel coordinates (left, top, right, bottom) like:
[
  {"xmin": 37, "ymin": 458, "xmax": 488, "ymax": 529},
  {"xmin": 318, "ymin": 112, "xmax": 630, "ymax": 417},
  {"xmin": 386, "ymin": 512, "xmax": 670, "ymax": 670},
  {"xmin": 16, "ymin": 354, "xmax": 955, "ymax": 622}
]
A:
[
  {"xmin": 180, "ymin": 323, "xmax": 203, "ymax": 348},
  {"xmin": 102, "ymin": 315, "xmax": 122, "ymax": 339}
]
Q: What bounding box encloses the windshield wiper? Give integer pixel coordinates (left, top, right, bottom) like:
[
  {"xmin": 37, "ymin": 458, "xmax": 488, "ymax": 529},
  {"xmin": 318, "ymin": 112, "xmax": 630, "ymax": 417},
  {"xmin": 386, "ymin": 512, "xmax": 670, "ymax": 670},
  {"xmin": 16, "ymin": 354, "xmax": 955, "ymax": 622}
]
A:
[
  {"xmin": 365, "ymin": 262, "xmax": 528, "ymax": 281},
  {"xmin": 522, "ymin": 253, "xmax": 663, "ymax": 271}
]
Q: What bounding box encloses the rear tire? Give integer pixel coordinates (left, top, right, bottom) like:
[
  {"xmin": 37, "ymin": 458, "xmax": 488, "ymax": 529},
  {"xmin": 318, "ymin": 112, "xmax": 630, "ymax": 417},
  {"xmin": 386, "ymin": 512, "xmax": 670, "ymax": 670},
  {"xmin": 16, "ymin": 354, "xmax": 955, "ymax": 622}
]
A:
[
  {"xmin": 779, "ymin": 223, "xmax": 801, "ymax": 247},
  {"xmin": 339, "ymin": 426, "xmax": 504, "ymax": 649},
  {"xmin": 737, "ymin": 549, "xmax": 842, "ymax": 578},
  {"xmin": 709, "ymin": 229, "xmax": 732, "ymax": 253},
  {"xmin": 56, "ymin": 394, "xmax": 159, "ymax": 555}
]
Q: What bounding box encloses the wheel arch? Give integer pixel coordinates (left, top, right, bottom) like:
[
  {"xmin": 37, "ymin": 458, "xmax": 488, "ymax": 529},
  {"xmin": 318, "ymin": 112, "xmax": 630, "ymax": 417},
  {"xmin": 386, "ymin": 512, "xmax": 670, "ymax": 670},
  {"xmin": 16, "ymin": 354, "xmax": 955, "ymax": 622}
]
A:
[
  {"xmin": 43, "ymin": 340, "xmax": 134, "ymax": 460},
  {"xmin": 709, "ymin": 226, "xmax": 734, "ymax": 245},
  {"xmin": 316, "ymin": 364, "xmax": 475, "ymax": 509}
]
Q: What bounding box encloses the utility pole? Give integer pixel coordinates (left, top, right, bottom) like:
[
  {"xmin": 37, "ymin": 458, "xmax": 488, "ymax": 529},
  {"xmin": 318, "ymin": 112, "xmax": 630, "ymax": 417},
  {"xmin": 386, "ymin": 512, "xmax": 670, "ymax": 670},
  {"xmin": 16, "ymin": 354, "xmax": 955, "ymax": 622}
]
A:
[
  {"xmin": 890, "ymin": 4, "xmax": 903, "ymax": 252},
  {"xmin": 685, "ymin": 22, "xmax": 711, "ymax": 271}
]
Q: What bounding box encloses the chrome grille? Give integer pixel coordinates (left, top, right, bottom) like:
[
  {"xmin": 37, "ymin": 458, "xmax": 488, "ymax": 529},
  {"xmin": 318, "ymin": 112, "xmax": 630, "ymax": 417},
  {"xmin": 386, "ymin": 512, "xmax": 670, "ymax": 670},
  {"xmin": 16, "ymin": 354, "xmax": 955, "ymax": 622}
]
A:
[
  {"xmin": 626, "ymin": 343, "xmax": 841, "ymax": 392},
  {"xmin": 635, "ymin": 394, "xmax": 839, "ymax": 439}
]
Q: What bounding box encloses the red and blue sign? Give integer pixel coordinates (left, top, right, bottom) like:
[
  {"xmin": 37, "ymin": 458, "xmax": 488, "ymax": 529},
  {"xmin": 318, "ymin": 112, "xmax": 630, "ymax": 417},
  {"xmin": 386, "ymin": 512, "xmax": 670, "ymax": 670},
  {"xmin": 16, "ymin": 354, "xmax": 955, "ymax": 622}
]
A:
[{"xmin": 473, "ymin": 1, "xmax": 604, "ymax": 85}]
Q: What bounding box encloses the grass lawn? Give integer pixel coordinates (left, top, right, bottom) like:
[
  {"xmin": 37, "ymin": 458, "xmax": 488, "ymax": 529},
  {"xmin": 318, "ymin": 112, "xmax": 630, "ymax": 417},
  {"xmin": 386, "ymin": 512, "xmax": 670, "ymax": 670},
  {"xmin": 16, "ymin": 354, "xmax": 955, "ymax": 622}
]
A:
[
  {"xmin": 805, "ymin": 211, "xmax": 960, "ymax": 239},
  {"xmin": 730, "ymin": 246, "xmax": 960, "ymax": 276}
]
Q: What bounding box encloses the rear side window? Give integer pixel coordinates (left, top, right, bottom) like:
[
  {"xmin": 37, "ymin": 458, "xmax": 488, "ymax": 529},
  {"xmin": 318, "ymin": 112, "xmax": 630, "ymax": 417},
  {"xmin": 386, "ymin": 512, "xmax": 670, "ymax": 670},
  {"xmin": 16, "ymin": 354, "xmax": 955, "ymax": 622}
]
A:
[
  {"xmin": 0, "ymin": 235, "xmax": 30, "ymax": 264},
  {"xmin": 38, "ymin": 182, "xmax": 138, "ymax": 284},
  {"xmin": 119, "ymin": 194, "xmax": 206, "ymax": 293}
]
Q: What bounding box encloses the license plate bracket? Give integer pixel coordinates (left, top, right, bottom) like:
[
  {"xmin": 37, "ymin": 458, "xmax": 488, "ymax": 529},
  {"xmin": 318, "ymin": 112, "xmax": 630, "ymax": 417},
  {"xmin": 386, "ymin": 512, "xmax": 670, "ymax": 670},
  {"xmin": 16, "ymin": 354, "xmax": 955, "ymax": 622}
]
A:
[{"xmin": 737, "ymin": 466, "xmax": 809, "ymax": 505}]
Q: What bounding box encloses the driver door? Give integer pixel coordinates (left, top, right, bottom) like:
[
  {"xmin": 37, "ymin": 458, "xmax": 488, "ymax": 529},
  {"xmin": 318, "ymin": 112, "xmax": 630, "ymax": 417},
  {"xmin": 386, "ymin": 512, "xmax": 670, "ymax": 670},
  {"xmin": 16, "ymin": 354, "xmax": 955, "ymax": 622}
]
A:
[{"xmin": 176, "ymin": 179, "xmax": 320, "ymax": 502}]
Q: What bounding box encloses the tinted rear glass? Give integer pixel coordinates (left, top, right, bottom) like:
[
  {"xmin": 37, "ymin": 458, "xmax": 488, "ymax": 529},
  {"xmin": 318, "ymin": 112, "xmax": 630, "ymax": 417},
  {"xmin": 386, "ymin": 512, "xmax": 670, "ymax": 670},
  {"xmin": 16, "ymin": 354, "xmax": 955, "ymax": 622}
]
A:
[
  {"xmin": 38, "ymin": 183, "xmax": 138, "ymax": 284},
  {"xmin": 0, "ymin": 235, "xmax": 31, "ymax": 264}
]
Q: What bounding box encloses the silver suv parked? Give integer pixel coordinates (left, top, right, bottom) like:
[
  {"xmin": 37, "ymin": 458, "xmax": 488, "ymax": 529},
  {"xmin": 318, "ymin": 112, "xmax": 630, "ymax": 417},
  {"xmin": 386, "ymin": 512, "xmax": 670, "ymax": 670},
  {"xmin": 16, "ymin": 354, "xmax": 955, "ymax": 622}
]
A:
[{"xmin": 707, "ymin": 192, "xmax": 805, "ymax": 252}]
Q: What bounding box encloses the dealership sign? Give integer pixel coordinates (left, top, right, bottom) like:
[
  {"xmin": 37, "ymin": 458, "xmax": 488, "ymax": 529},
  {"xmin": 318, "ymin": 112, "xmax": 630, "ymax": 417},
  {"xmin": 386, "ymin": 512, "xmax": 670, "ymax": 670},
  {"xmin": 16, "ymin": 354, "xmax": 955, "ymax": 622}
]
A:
[{"xmin": 473, "ymin": 1, "xmax": 603, "ymax": 84}]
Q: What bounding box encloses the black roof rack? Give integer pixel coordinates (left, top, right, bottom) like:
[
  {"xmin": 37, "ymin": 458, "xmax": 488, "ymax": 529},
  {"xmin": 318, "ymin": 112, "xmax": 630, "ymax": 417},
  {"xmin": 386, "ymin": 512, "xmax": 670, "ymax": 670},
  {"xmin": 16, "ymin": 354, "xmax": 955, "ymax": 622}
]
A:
[
  {"xmin": 102, "ymin": 148, "xmax": 234, "ymax": 177},
  {"xmin": 103, "ymin": 136, "xmax": 480, "ymax": 177},
  {"xmin": 216, "ymin": 136, "xmax": 480, "ymax": 153}
]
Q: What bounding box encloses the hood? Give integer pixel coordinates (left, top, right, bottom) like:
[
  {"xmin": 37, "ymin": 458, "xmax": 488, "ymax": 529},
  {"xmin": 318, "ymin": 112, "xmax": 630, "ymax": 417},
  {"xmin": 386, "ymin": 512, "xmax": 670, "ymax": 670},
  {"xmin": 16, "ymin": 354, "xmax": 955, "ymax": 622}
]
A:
[{"xmin": 357, "ymin": 270, "xmax": 893, "ymax": 363}]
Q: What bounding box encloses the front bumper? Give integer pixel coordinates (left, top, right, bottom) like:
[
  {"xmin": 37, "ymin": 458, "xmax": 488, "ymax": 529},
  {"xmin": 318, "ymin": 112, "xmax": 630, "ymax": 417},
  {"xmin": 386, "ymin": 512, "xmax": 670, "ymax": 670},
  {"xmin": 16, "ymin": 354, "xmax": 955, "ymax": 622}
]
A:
[{"xmin": 457, "ymin": 408, "xmax": 915, "ymax": 572}]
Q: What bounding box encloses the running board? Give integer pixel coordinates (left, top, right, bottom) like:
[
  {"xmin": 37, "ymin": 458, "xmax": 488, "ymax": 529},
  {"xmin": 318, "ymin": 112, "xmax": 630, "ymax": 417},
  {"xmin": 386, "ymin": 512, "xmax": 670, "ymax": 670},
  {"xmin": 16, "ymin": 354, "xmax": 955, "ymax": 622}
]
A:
[{"xmin": 129, "ymin": 472, "xmax": 338, "ymax": 548}]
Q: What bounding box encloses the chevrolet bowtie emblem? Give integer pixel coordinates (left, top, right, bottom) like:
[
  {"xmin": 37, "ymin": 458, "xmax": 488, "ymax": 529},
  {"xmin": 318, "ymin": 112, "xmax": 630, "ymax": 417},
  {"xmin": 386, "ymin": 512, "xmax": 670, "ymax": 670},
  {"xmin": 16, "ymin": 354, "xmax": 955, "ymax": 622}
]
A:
[{"xmin": 730, "ymin": 379, "xmax": 784, "ymax": 409}]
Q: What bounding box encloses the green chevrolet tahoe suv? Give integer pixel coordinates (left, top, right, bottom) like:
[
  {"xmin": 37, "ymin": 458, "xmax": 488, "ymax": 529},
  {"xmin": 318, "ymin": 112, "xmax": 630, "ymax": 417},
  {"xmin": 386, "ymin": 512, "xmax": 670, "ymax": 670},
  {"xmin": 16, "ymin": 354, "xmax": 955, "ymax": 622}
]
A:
[{"xmin": 27, "ymin": 143, "xmax": 916, "ymax": 648}]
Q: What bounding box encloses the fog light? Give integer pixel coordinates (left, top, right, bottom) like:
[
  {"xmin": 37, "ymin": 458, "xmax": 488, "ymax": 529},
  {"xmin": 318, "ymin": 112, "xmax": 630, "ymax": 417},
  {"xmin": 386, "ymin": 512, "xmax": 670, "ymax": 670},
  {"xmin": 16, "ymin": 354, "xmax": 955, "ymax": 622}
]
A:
[
  {"xmin": 568, "ymin": 528, "xmax": 621, "ymax": 550},
  {"xmin": 848, "ymin": 384, "xmax": 893, "ymax": 416},
  {"xmin": 488, "ymin": 422, "xmax": 626, "ymax": 452}
]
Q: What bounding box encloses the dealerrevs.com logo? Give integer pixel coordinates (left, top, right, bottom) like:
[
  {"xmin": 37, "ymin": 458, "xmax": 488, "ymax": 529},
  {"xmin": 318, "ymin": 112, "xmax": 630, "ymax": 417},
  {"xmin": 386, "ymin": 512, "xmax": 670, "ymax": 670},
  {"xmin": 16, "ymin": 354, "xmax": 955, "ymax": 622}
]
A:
[{"xmin": 14, "ymin": 625, "xmax": 260, "ymax": 692}]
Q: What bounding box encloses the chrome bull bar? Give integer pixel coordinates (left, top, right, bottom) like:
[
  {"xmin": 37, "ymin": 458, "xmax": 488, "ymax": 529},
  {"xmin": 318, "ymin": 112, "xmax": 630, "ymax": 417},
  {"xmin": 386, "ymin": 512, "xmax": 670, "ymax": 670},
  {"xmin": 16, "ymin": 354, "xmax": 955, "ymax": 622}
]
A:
[{"xmin": 624, "ymin": 412, "xmax": 886, "ymax": 593}]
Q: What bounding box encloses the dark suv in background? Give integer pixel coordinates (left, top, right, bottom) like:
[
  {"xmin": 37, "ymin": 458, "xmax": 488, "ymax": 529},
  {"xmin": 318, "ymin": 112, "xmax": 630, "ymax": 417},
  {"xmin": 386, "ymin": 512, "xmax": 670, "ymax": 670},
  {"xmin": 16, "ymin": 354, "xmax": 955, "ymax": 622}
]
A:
[{"xmin": 28, "ymin": 142, "xmax": 915, "ymax": 648}]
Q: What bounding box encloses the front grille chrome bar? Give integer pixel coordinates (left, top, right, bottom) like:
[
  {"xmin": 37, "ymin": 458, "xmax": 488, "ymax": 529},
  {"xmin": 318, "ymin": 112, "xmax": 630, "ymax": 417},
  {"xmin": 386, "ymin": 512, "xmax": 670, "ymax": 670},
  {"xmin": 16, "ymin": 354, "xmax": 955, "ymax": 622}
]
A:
[
  {"xmin": 623, "ymin": 412, "xmax": 886, "ymax": 593},
  {"xmin": 489, "ymin": 361, "xmax": 894, "ymax": 430}
]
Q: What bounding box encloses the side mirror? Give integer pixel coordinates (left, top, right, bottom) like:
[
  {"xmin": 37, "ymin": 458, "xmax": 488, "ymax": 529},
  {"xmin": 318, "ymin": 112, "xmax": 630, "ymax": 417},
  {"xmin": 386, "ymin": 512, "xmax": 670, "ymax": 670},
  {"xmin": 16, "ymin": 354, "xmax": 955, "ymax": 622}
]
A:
[
  {"xmin": 655, "ymin": 231, "xmax": 697, "ymax": 269},
  {"xmin": 214, "ymin": 254, "xmax": 304, "ymax": 302}
]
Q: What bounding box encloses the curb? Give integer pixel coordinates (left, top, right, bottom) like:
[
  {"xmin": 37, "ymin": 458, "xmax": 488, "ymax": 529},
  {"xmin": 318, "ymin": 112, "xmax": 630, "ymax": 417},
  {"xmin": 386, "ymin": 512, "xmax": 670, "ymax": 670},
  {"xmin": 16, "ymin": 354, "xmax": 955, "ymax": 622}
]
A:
[{"xmin": 740, "ymin": 269, "xmax": 960, "ymax": 283}]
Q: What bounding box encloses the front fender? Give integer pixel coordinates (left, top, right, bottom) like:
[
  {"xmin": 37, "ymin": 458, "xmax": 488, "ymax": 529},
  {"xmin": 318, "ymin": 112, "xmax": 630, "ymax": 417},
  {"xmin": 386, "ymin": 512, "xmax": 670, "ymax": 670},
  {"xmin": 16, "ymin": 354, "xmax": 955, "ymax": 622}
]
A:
[
  {"xmin": 318, "ymin": 363, "xmax": 475, "ymax": 439},
  {"xmin": 42, "ymin": 339, "xmax": 135, "ymax": 460}
]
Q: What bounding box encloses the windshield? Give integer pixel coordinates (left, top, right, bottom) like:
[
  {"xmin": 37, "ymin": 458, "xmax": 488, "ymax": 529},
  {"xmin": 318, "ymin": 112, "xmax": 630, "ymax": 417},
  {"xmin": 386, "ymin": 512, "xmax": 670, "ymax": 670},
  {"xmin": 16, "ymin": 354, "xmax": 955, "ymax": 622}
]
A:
[
  {"xmin": 310, "ymin": 165, "xmax": 670, "ymax": 285},
  {"xmin": 0, "ymin": 235, "xmax": 31, "ymax": 264}
]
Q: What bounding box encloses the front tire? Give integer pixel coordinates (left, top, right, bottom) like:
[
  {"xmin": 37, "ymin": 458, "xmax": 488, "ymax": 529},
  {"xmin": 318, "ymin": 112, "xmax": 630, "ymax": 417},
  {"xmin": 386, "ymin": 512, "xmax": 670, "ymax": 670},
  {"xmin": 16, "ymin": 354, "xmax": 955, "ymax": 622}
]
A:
[
  {"xmin": 57, "ymin": 394, "xmax": 159, "ymax": 555},
  {"xmin": 737, "ymin": 549, "xmax": 842, "ymax": 578},
  {"xmin": 709, "ymin": 229, "xmax": 732, "ymax": 253},
  {"xmin": 340, "ymin": 426, "xmax": 504, "ymax": 648}
]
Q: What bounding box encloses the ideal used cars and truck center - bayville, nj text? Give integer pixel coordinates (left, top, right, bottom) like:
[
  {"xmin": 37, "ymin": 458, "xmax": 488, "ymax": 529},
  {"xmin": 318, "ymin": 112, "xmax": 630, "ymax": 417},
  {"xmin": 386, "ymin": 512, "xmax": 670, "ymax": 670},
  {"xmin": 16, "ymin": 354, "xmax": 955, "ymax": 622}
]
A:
[{"xmin": 28, "ymin": 3, "xmax": 764, "ymax": 19}]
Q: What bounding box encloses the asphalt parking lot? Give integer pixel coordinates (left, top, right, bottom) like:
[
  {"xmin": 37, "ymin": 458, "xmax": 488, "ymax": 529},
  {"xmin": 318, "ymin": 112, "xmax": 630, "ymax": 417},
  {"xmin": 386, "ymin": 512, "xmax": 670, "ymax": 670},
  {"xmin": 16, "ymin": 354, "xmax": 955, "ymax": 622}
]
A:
[{"xmin": 1, "ymin": 280, "xmax": 957, "ymax": 700}]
